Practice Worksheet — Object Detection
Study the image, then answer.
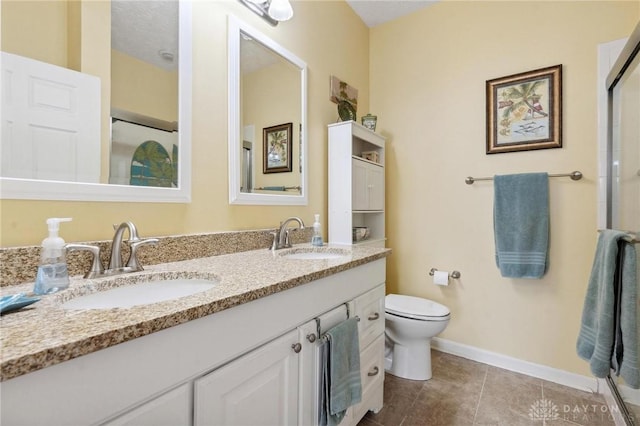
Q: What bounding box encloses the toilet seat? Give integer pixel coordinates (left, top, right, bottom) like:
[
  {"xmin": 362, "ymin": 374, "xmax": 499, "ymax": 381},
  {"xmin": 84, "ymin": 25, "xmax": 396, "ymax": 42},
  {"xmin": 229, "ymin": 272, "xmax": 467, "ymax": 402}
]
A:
[{"xmin": 385, "ymin": 294, "xmax": 450, "ymax": 321}]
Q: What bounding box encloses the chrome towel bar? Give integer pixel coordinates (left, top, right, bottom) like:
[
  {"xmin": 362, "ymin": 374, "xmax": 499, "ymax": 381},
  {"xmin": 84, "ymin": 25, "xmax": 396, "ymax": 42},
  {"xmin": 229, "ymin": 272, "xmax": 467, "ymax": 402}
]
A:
[
  {"xmin": 465, "ymin": 171, "xmax": 583, "ymax": 185},
  {"xmin": 597, "ymin": 230, "xmax": 639, "ymax": 244}
]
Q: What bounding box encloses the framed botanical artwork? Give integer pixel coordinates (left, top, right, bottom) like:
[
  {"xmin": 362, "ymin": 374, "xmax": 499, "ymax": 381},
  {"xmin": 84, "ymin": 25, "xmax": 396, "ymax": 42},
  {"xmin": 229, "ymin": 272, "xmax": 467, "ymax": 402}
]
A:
[
  {"xmin": 263, "ymin": 122, "xmax": 293, "ymax": 173},
  {"xmin": 486, "ymin": 65, "xmax": 562, "ymax": 154}
]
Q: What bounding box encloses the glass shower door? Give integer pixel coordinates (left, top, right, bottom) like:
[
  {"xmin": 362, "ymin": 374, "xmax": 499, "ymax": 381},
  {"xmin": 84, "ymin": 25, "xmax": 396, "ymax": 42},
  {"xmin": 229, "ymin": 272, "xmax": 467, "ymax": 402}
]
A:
[{"xmin": 607, "ymin": 21, "xmax": 640, "ymax": 425}]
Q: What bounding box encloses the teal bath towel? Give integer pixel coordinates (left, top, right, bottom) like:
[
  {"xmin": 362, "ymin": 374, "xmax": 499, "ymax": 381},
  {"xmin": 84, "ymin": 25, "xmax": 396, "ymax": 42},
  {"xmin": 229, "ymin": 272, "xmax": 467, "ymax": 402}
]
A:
[
  {"xmin": 319, "ymin": 318, "xmax": 362, "ymax": 426},
  {"xmin": 577, "ymin": 230, "xmax": 639, "ymax": 388},
  {"xmin": 494, "ymin": 173, "xmax": 549, "ymax": 278}
]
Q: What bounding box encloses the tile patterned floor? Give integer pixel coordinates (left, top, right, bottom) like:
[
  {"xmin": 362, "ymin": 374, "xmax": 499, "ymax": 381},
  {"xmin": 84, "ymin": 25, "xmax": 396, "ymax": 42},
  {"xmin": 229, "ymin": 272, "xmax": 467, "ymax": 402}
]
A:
[{"xmin": 358, "ymin": 351, "xmax": 624, "ymax": 426}]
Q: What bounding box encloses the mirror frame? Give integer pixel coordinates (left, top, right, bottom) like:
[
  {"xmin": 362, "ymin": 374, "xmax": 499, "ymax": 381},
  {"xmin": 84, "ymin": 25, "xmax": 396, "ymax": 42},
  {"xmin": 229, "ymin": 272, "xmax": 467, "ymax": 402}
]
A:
[
  {"xmin": 228, "ymin": 15, "xmax": 308, "ymax": 205},
  {"xmin": 0, "ymin": 2, "xmax": 192, "ymax": 203}
]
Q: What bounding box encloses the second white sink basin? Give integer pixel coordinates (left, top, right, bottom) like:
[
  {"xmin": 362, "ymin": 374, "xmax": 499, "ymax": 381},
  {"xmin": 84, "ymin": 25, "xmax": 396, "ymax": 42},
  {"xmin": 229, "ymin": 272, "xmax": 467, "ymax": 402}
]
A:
[
  {"xmin": 283, "ymin": 252, "xmax": 346, "ymax": 260},
  {"xmin": 279, "ymin": 247, "xmax": 350, "ymax": 260},
  {"xmin": 62, "ymin": 278, "xmax": 217, "ymax": 310}
]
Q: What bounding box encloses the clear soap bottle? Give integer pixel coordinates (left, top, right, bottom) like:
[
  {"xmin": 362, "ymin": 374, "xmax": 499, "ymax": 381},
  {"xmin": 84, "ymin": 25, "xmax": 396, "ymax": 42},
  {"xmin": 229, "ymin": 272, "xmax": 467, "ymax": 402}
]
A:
[
  {"xmin": 311, "ymin": 214, "xmax": 323, "ymax": 247},
  {"xmin": 34, "ymin": 218, "xmax": 72, "ymax": 295}
]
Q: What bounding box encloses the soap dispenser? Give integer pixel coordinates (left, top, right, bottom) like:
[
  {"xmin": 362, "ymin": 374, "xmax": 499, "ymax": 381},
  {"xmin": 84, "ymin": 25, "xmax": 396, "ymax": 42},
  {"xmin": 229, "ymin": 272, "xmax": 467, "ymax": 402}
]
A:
[
  {"xmin": 311, "ymin": 214, "xmax": 323, "ymax": 247},
  {"xmin": 34, "ymin": 217, "xmax": 72, "ymax": 295}
]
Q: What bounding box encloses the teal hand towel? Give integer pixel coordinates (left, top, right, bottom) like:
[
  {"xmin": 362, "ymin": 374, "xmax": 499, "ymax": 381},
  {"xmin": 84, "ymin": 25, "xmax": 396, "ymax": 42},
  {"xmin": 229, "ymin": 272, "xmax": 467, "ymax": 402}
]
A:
[
  {"xmin": 614, "ymin": 236, "xmax": 639, "ymax": 388},
  {"xmin": 494, "ymin": 173, "xmax": 549, "ymax": 278},
  {"xmin": 577, "ymin": 230, "xmax": 639, "ymax": 388},
  {"xmin": 320, "ymin": 318, "xmax": 362, "ymax": 425}
]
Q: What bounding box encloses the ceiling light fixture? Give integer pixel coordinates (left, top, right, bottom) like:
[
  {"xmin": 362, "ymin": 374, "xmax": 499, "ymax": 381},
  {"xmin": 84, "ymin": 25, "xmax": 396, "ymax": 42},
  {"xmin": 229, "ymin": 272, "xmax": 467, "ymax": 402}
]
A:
[
  {"xmin": 238, "ymin": 0, "xmax": 293, "ymax": 26},
  {"xmin": 158, "ymin": 49, "xmax": 175, "ymax": 62}
]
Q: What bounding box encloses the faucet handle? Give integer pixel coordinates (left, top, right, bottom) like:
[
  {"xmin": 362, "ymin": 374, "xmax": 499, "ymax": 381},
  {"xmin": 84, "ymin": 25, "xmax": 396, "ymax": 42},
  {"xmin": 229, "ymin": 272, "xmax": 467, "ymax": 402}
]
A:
[
  {"xmin": 66, "ymin": 243, "xmax": 104, "ymax": 279},
  {"xmin": 126, "ymin": 238, "xmax": 159, "ymax": 271},
  {"xmin": 269, "ymin": 231, "xmax": 278, "ymax": 251},
  {"xmin": 284, "ymin": 229, "xmax": 293, "ymax": 248}
]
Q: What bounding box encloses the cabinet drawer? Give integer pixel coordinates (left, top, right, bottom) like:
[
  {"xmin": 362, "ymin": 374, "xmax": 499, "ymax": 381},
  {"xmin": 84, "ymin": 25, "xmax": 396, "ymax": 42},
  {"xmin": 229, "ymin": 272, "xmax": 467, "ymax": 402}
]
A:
[
  {"xmin": 353, "ymin": 284, "xmax": 385, "ymax": 349},
  {"xmin": 359, "ymin": 334, "xmax": 384, "ymax": 399}
]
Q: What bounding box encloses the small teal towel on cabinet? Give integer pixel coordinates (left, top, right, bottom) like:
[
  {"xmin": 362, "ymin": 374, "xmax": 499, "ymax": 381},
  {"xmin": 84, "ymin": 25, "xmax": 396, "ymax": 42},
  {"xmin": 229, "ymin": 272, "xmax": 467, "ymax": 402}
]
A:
[
  {"xmin": 494, "ymin": 173, "xmax": 549, "ymax": 278},
  {"xmin": 577, "ymin": 230, "xmax": 639, "ymax": 388},
  {"xmin": 319, "ymin": 317, "xmax": 362, "ymax": 426}
]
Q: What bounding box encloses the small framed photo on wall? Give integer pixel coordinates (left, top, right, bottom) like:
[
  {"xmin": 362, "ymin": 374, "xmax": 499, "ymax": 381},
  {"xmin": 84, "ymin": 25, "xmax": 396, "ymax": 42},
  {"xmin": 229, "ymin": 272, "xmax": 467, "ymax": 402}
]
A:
[
  {"xmin": 486, "ymin": 64, "xmax": 562, "ymax": 154},
  {"xmin": 263, "ymin": 122, "xmax": 293, "ymax": 173}
]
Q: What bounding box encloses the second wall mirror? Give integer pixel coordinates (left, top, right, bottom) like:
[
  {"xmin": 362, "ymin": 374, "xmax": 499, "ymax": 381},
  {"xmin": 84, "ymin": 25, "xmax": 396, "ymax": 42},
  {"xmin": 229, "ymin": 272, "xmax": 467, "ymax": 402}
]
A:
[{"xmin": 228, "ymin": 15, "xmax": 308, "ymax": 205}]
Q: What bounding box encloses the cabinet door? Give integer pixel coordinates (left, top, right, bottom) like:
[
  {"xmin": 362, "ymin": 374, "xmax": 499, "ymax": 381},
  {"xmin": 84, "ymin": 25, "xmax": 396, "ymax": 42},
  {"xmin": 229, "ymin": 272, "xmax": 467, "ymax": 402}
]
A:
[
  {"xmin": 352, "ymin": 159, "xmax": 369, "ymax": 211},
  {"xmin": 298, "ymin": 319, "xmax": 320, "ymax": 426},
  {"xmin": 103, "ymin": 383, "xmax": 191, "ymax": 426},
  {"xmin": 194, "ymin": 329, "xmax": 300, "ymax": 426},
  {"xmin": 367, "ymin": 165, "xmax": 384, "ymax": 211},
  {"xmin": 352, "ymin": 158, "xmax": 384, "ymax": 211}
]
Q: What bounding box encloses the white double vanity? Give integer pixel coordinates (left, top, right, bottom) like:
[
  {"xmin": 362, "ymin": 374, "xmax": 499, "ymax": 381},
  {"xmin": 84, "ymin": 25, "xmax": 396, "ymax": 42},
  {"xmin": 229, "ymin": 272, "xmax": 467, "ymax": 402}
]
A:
[{"xmin": 0, "ymin": 246, "xmax": 389, "ymax": 426}]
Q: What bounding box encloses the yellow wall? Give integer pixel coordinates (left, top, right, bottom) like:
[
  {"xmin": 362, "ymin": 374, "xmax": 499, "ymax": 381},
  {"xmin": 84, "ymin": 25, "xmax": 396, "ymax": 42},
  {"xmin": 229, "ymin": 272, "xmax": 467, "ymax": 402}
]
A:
[
  {"xmin": 1, "ymin": 0, "xmax": 68, "ymax": 68},
  {"xmin": 0, "ymin": 0, "xmax": 369, "ymax": 246},
  {"xmin": 111, "ymin": 49, "xmax": 178, "ymax": 123},
  {"xmin": 244, "ymin": 60, "xmax": 301, "ymax": 190},
  {"xmin": 370, "ymin": 1, "xmax": 638, "ymax": 376}
]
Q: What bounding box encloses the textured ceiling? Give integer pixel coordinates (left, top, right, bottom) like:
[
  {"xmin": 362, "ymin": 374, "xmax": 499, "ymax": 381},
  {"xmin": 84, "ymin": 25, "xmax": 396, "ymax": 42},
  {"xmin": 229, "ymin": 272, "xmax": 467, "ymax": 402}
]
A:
[
  {"xmin": 110, "ymin": 0, "xmax": 437, "ymax": 73},
  {"xmin": 346, "ymin": 0, "xmax": 438, "ymax": 27},
  {"xmin": 111, "ymin": 0, "xmax": 178, "ymax": 72}
]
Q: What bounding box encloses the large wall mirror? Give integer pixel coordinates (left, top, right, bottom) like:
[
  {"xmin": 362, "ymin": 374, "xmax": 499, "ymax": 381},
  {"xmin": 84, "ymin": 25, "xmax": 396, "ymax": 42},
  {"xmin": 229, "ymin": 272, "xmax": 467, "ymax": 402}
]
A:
[
  {"xmin": 228, "ymin": 15, "xmax": 308, "ymax": 205},
  {"xmin": 0, "ymin": 0, "xmax": 192, "ymax": 202}
]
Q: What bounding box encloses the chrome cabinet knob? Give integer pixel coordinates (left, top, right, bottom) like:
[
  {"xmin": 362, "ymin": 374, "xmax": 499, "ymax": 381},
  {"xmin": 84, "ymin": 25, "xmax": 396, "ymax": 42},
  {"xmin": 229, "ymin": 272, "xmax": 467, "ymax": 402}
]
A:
[
  {"xmin": 306, "ymin": 333, "xmax": 317, "ymax": 343},
  {"xmin": 368, "ymin": 312, "xmax": 380, "ymax": 321},
  {"xmin": 291, "ymin": 343, "xmax": 302, "ymax": 353}
]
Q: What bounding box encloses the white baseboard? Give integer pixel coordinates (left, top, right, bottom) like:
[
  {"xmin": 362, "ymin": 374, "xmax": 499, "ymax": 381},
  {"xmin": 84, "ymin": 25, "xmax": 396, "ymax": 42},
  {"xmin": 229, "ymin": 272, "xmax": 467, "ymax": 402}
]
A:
[{"xmin": 431, "ymin": 337, "xmax": 601, "ymax": 394}]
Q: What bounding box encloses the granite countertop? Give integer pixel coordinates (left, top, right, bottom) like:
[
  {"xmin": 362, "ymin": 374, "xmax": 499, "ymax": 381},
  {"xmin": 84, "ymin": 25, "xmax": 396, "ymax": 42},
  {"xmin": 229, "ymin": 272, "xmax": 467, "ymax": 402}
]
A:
[{"xmin": 0, "ymin": 244, "xmax": 390, "ymax": 382}]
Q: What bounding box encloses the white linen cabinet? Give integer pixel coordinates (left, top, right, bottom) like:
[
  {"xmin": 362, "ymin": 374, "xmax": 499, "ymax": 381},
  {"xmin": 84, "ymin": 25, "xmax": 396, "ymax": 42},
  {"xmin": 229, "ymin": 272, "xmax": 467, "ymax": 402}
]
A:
[{"xmin": 328, "ymin": 121, "xmax": 386, "ymax": 247}]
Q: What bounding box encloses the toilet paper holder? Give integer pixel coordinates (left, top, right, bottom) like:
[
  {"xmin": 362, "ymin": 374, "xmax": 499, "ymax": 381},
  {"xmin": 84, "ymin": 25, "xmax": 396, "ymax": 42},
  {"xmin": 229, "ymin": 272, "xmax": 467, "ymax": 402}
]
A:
[{"xmin": 429, "ymin": 268, "xmax": 461, "ymax": 279}]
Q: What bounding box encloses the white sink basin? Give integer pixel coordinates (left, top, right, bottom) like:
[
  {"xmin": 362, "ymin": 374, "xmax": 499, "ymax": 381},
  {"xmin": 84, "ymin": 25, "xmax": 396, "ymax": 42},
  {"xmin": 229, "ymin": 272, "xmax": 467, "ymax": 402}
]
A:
[
  {"xmin": 62, "ymin": 278, "xmax": 217, "ymax": 310},
  {"xmin": 279, "ymin": 248, "xmax": 349, "ymax": 260}
]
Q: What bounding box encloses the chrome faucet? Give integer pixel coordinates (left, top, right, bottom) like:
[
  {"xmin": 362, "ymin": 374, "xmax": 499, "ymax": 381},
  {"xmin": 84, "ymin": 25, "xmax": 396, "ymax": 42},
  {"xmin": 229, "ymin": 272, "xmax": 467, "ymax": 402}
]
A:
[
  {"xmin": 109, "ymin": 221, "xmax": 140, "ymax": 270},
  {"xmin": 271, "ymin": 217, "xmax": 305, "ymax": 250},
  {"xmin": 66, "ymin": 221, "xmax": 158, "ymax": 279}
]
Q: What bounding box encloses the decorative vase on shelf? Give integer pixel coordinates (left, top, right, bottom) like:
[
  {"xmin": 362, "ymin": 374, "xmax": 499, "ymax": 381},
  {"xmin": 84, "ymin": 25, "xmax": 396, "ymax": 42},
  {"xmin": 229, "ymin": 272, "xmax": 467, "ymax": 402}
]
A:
[
  {"xmin": 337, "ymin": 100, "xmax": 356, "ymax": 122},
  {"xmin": 361, "ymin": 113, "xmax": 377, "ymax": 131}
]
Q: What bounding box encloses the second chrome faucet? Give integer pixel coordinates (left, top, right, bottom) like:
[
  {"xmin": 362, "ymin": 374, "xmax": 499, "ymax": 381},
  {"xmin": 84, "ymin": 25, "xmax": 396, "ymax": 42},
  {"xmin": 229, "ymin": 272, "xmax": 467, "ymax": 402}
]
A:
[
  {"xmin": 271, "ymin": 217, "xmax": 305, "ymax": 250},
  {"xmin": 67, "ymin": 221, "xmax": 158, "ymax": 279}
]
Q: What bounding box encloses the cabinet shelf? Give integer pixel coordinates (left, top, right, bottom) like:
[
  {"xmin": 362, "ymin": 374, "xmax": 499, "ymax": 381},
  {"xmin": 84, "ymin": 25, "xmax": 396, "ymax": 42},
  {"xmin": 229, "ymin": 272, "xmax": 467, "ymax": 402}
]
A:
[
  {"xmin": 329, "ymin": 121, "xmax": 386, "ymax": 247},
  {"xmin": 352, "ymin": 155, "xmax": 383, "ymax": 168}
]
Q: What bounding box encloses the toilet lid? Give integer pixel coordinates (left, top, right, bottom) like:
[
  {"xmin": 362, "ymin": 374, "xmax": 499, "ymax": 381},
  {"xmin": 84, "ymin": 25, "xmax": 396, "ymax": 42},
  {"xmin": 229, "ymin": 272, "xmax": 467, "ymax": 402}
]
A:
[{"xmin": 385, "ymin": 294, "xmax": 450, "ymax": 320}]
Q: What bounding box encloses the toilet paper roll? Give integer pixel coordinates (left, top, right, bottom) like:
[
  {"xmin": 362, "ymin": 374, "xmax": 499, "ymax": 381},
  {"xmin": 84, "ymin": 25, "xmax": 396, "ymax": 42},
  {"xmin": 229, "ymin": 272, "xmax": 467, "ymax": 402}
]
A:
[{"xmin": 433, "ymin": 270, "xmax": 449, "ymax": 286}]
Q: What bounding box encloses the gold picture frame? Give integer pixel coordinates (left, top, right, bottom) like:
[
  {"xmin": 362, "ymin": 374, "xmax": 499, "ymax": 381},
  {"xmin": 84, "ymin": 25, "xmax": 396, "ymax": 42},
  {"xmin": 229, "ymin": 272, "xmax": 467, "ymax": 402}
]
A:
[
  {"xmin": 263, "ymin": 123, "xmax": 293, "ymax": 174},
  {"xmin": 486, "ymin": 65, "xmax": 562, "ymax": 154}
]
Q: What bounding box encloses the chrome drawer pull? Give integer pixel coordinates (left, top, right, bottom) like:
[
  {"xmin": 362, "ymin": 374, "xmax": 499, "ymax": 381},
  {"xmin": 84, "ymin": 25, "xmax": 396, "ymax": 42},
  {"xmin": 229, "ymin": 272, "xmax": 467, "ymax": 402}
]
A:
[
  {"xmin": 368, "ymin": 366, "xmax": 379, "ymax": 376},
  {"xmin": 368, "ymin": 312, "xmax": 380, "ymax": 321},
  {"xmin": 292, "ymin": 343, "xmax": 302, "ymax": 353},
  {"xmin": 306, "ymin": 333, "xmax": 317, "ymax": 343}
]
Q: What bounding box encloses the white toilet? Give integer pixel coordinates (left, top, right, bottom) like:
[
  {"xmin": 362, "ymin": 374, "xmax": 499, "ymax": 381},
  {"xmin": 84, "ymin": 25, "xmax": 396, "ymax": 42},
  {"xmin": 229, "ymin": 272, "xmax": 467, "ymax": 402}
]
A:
[{"xmin": 384, "ymin": 294, "xmax": 451, "ymax": 381}]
